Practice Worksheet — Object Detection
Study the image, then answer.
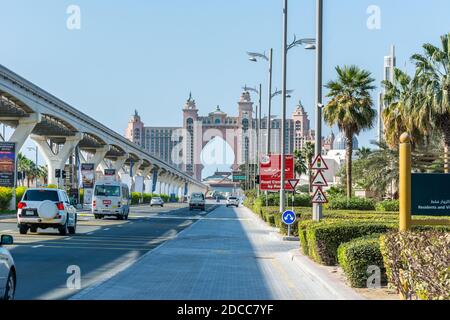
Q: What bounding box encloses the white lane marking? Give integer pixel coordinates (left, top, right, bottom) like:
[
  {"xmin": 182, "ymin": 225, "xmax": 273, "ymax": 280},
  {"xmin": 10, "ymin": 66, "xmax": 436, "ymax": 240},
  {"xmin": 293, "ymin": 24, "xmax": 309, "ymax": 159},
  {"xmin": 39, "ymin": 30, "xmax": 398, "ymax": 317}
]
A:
[
  {"xmin": 64, "ymin": 237, "xmax": 72, "ymax": 240},
  {"xmin": 104, "ymin": 228, "xmax": 110, "ymax": 231},
  {"xmin": 117, "ymin": 225, "xmax": 122, "ymax": 228},
  {"xmin": 32, "ymin": 245, "xmax": 44, "ymax": 248},
  {"xmin": 87, "ymin": 232, "xmax": 94, "ymax": 235}
]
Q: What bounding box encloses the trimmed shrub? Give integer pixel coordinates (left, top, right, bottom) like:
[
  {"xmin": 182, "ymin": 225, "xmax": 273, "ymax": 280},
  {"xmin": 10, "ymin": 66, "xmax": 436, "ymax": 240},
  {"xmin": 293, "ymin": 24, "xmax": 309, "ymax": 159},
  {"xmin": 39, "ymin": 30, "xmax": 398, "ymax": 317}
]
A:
[
  {"xmin": 337, "ymin": 234, "xmax": 387, "ymax": 288},
  {"xmin": 327, "ymin": 196, "xmax": 376, "ymax": 211},
  {"xmin": 266, "ymin": 214, "xmax": 276, "ymax": 227},
  {"xmin": 0, "ymin": 187, "xmax": 13, "ymax": 211},
  {"xmin": 306, "ymin": 221, "xmax": 394, "ymax": 265},
  {"xmin": 16, "ymin": 186, "xmax": 27, "ymax": 205},
  {"xmin": 380, "ymin": 231, "xmax": 450, "ymax": 300},
  {"xmin": 376, "ymin": 200, "xmax": 399, "ymax": 212},
  {"xmin": 131, "ymin": 192, "xmax": 141, "ymax": 205},
  {"xmin": 252, "ymin": 197, "xmax": 264, "ymax": 217},
  {"xmin": 142, "ymin": 193, "xmax": 152, "ymax": 204}
]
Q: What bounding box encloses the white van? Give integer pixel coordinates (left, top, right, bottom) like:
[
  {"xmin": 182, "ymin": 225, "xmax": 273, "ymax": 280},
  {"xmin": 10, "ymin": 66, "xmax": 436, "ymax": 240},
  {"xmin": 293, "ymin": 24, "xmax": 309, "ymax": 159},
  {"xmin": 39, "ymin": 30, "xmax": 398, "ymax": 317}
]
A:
[{"xmin": 92, "ymin": 181, "xmax": 130, "ymax": 220}]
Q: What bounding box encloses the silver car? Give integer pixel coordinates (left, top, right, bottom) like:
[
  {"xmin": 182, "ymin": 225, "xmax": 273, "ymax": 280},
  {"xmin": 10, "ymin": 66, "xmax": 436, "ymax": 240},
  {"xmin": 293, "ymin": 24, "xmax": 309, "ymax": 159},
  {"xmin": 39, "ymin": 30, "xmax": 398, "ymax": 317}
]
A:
[
  {"xmin": 0, "ymin": 235, "xmax": 16, "ymax": 300},
  {"xmin": 150, "ymin": 197, "xmax": 164, "ymax": 207}
]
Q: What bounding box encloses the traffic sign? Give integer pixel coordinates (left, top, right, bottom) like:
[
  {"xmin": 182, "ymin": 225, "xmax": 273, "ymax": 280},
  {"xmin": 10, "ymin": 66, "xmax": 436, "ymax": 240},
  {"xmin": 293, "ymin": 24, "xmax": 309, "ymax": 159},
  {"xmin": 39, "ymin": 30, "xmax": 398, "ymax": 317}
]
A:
[
  {"xmin": 312, "ymin": 170, "xmax": 328, "ymax": 187},
  {"xmin": 232, "ymin": 172, "xmax": 246, "ymax": 182},
  {"xmin": 311, "ymin": 154, "xmax": 328, "ymax": 170},
  {"xmin": 282, "ymin": 210, "xmax": 296, "ymax": 225},
  {"xmin": 260, "ymin": 154, "xmax": 295, "ymax": 191},
  {"xmin": 312, "ymin": 187, "xmax": 328, "ymax": 204},
  {"xmin": 288, "ymin": 179, "xmax": 299, "ymax": 190}
]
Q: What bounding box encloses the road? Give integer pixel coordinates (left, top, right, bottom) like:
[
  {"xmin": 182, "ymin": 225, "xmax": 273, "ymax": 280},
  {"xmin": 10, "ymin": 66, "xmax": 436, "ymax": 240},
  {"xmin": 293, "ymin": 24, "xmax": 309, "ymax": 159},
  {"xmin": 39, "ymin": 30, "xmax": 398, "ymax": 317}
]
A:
[{"xmin": 0, "ymin": 202, "xmax": 216, "ymax": 300}]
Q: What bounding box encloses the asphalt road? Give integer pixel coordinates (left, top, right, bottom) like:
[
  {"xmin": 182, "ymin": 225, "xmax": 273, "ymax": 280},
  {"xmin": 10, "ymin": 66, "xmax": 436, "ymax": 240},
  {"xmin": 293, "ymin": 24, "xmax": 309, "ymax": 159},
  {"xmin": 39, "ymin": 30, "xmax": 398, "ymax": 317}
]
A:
[{"xmin": 0, "ymin": 202, "xmax": 216, "ymax": 300}]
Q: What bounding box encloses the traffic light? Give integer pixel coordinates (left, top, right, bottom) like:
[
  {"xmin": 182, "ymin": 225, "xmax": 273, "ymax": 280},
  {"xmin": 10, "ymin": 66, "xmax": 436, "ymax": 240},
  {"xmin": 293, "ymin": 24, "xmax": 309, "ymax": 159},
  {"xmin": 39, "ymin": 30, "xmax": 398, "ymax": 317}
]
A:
[
  {"xmin": 62, "ymin": 170, "xmax": 67, "ymax": 179},
  {"xmin": 255, "ymin": 175, "xmax": 260, "ymax": 185},
  {"xmin": 55, "ymin": 169, "xmax": 61, "ymax": 178}
]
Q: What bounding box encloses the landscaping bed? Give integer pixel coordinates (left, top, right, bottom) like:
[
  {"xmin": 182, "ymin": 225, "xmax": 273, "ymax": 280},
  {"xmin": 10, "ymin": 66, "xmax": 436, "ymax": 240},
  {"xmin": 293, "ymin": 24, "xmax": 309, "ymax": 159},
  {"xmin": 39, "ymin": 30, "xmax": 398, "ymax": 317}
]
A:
[{"xmin": 244, "ymin": 192, "xmax": 450, "ymax": 298}]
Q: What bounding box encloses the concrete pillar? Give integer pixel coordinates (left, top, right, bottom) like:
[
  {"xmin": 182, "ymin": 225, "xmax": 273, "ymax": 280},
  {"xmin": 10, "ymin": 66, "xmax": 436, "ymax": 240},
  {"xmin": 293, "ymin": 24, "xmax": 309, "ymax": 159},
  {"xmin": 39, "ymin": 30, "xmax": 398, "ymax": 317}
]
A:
[
  {"xmin": 139, "ymin": 167, "xmax": 152, "ymax": 194},
  {"xmin": 9, "ymin": 113, "xmax": 41, "ymax": 152},
  {"xmin": 113, "ymin": 155, "xmax": 128, "ymax": 180},
  {"xmin": 31, "ymin": 133, "xmax": 83, "ymax": 186},
  {"xmin": 130, "ymin": 159, "xmax": 143, "ymax": 192},
  {"xmin": 7, "ymin": 114, "xmax": 41, "ymax": 209},
  {"xmin": 90, "ymin": 145, "xmax": 111, "ymax": 171}
]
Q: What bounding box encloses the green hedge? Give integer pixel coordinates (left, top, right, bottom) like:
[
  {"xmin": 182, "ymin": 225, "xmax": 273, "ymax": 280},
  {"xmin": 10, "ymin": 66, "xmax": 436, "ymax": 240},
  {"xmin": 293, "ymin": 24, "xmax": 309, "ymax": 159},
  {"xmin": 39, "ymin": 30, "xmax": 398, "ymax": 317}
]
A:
[
  {"xmin": 131, "ymin": 192, "xmax": 141, "ymax": 205},
  {"xmin": 375, "ymin": 200, "xmax": 399, "ymax": 212},
  {"xmin": 306, "ymin": 221, "xmax": 394, "ymax": 265},
  {"xmin": 326, "ymin": 196, "xmax": 376, "ymax": 211},
  {"xmin": 381, "ymin": 231, "xmax": 450, "ymax": 300},
  {"xmin": 16, "ymin": 186, "xmax": 27, "ymax": 206},
  {"xmin": 259, "ymin": 193, "xmax": 312, "ymax": 207},
  {"xmin": 337, "ymin": 234, "xmax": 386, "ymax": 288}
]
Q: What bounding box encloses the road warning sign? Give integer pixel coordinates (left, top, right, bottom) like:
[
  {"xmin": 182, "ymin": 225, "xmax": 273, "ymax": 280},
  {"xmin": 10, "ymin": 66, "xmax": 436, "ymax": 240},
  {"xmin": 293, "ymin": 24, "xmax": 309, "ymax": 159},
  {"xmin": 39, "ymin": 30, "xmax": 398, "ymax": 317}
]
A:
[
  {"xmin": 312, "ymin": 187, "xmax": 328, "ymax": 204},
  {"xmin": 311, "ymin": 154, "xmax": 328, "ymax": 170},
  {"xmin": 312, "ymin": 170, "xmax": 328, "ymax": 187}
]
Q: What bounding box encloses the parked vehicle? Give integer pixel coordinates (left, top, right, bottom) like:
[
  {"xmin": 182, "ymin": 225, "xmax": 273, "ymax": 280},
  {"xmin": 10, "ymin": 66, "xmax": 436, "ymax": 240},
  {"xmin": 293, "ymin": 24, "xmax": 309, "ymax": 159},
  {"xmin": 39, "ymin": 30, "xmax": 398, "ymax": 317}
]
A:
[
  {"xmin": 0, "ymin": 235, "xmax": 15, "ymax": 300},
  {"xmin": 92, "ymin": 181, "xmax": 130, "ymax": 220},
  {"xmin": 17, "ymin": 188, "xmax": 77, "ymax": 235},
  {"xmin": 226, "ymin": 196, "xmax": 239, "ymax": 207},
  {"xmin": 189, "ymin": 192, "xmax": 205, "ymax": 211},
  {"xmin": 150, "ymin": 196, "xmax": 164, "ymax": 207}
]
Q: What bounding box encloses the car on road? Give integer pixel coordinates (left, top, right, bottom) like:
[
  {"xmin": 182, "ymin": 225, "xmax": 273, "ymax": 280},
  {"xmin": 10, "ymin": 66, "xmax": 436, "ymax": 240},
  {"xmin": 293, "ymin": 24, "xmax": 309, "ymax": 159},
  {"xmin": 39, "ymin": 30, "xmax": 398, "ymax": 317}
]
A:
[
  {"xmin": 189, "ymin": 192, "xmax": 205, "ymax": 211},
  {"xmin": 17, "ymin": 188, "xmax": 77, "ymax": 235},
  {"xmin": 92, "ymin": 181, "xmax": 130, "ymax": 220},
  {"xmin": 226, "ymin": 196, "xmax": 239, "ymax": 207},
  {"xmin": 150, "ymin": 196, "xmax": 164, "ymax": 207},
  {"xmin": 0, "ymin": 234, "xmax": 15, "ymax": 300}
]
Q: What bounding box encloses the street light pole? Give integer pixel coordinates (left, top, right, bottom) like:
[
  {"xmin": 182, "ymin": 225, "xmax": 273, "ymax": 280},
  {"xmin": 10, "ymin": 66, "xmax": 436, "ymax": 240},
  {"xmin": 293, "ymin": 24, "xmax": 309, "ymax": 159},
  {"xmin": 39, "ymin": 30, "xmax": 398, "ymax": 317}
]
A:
[
  {"xmin": 257, "ymin": 83, "xmax": 262, "ymax": 196},
  {"xmin": 313, "ymin": 0, "xmax": 324, "ymax": 221},
  {"xmin": 280, "ymin": 0, "xmax": 288, "ymax": 214}
]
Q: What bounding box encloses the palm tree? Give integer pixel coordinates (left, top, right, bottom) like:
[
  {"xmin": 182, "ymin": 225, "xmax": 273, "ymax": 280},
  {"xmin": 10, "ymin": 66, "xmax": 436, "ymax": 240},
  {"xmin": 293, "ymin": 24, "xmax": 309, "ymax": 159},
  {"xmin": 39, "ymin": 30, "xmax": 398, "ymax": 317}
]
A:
[
  {"xmin": 364, "ymin": 142, "xmax": 399, "ymax": 199},
  {"xmin": 411, "ymin": 33, "xmax": 450, "ymax": 172},
  {"xmin": 301, "ymin": 142, "xmax": 315, "ymax": 192},
  {"xmin": 324, "ymin": 65, "xmax": 377, "ymax": 197},
  {"xmin": 293, "ymin": 149, "xmax": 307, "ymax": 178},
  {"xmin": 355, "ymin": 147, "xmax": 372, "ymax": 160},
  {"xmin": 382, "ymin": 68, "xmax": 426, "ymax": 149}
]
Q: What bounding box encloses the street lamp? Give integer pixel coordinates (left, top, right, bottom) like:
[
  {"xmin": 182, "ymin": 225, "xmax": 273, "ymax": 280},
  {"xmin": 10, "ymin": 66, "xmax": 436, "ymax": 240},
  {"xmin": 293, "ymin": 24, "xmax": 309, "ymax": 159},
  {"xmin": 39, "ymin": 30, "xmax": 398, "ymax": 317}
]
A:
[
  {"xmin": 243, "ymin": 84, "xmax": 262, "ymax": 196},
  {"xmin": 279, "ymin": 0, "xmax": 317, "ymax": 214},
  {"xmin": 247, "ymin": 50, "xmax": 273, "ymax": 155}
]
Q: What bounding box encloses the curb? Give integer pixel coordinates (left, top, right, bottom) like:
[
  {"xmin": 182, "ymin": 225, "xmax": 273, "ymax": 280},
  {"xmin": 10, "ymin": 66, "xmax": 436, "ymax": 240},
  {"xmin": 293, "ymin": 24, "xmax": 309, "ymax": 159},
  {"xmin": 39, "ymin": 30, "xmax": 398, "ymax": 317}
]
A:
[
  {"xmin": 288, "ymin": 249, "xmax": 365, "ymax": 300},
  {"xmin": 70, "ymin": 204, "xmax": 220, "ymax": 300}
]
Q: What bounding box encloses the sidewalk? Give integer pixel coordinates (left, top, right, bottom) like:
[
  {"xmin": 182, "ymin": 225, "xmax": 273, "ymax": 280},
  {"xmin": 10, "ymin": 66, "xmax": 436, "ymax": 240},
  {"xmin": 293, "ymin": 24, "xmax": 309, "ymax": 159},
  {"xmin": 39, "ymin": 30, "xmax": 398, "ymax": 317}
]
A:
[{"xmin": 72, "ymin": 205, "xmax": 364, "ymax": 300}]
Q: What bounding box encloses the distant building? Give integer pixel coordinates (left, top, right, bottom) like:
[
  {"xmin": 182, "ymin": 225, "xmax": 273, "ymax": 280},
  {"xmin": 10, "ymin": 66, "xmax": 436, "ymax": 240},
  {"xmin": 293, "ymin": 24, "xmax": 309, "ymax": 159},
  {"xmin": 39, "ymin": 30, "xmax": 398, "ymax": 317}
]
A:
[{"xmin": 125, "ymin": 92, "xmax": 326, "ymax": 181}]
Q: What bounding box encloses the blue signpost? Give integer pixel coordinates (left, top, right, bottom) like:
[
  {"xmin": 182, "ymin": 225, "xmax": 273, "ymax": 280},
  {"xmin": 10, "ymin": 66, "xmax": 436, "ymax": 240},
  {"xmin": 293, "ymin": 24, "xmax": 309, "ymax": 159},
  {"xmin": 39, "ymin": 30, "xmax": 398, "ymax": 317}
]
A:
[{"xmin": 282, "ymin": 210, "xmax": 296, "ymax": 237}]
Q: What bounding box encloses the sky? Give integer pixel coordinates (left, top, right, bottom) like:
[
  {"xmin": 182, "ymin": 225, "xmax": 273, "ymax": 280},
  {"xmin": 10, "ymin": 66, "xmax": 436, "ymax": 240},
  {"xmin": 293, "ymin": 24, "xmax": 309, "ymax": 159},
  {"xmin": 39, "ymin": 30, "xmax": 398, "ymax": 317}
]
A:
[{"xmin": 1, "ymin": 0, "xmax": 450, "ymax": 178}]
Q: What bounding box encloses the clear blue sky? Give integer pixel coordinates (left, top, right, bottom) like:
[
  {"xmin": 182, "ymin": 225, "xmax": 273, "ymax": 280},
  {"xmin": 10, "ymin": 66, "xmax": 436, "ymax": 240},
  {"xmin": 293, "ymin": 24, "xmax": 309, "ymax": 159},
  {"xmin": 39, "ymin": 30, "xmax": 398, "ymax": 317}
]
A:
[{"xmin": 1, "ymin": 0, "xmax": 449, "ymax": 176}]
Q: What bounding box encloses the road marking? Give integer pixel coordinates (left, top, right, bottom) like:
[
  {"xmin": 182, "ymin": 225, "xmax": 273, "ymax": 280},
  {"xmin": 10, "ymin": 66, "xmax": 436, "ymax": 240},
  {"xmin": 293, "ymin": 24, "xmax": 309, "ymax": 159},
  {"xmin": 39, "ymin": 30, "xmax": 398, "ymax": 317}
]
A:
[
  {"xmin": 32, "ymin": 245, "xmax": 44, "ymax": 248},
  {"xmin": 87, "ymin": 232, "xmax": 94, "ymax": 235},
  {"xmin": 104, "ymin": 228, "xmax": 110, "ymax": 231}
]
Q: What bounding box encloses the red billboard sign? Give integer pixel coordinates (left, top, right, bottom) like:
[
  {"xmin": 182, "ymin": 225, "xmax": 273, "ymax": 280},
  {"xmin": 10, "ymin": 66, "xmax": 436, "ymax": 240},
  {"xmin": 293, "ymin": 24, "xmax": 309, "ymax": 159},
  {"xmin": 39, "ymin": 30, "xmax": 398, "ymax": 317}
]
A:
[{"xmin": 260, "ymin": 154, "xmax": 295, "ymax": 191}]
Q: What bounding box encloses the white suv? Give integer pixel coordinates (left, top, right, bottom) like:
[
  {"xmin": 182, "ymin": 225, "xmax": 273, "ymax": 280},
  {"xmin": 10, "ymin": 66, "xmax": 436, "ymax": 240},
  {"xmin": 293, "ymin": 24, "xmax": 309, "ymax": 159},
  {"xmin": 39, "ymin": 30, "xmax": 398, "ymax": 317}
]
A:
[
  {"xmin": 17, "ymin": 188, "xmax": 77, "ymax": 235},
  {"xmin": 0, "ymin": 235, "xmax": 15, "ymax": 300}
]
